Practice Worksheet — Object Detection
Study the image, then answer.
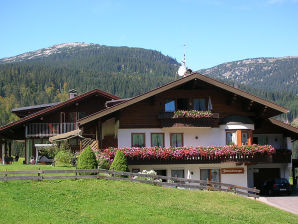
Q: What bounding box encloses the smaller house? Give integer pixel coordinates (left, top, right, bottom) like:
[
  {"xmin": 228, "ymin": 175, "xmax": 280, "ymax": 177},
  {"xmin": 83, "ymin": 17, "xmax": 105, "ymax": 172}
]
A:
[{"xmin": 0, "ymin": 89, "xmax": 121, "ymax": 164}]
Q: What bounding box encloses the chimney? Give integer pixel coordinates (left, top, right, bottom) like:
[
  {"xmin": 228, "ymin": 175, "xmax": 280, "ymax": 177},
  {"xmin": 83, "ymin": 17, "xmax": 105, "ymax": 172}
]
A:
[{"xmin": 68, "ymin": 89, "xmax": 77, "ymax": 99}]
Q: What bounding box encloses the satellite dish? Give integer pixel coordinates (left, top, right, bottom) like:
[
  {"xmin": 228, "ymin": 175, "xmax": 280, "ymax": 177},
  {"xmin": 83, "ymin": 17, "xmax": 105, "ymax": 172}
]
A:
[{"xmin": 178, "ymin": 64, "xmax": 187, "ymax": 77}]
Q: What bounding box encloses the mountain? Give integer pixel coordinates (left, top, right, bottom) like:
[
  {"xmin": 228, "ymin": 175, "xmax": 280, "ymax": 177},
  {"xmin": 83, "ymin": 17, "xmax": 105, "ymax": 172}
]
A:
[
  {"xmin": 0, "ymin": 43, "xmax": 179, "ymax": 125},
  {"xmin": 199, "ymin": 57, "xmax": 298, "ymax": 95},
  {"xmin": 0, "ymin": 43, "xmax": 92, "ymax": 64},
  {"xmin": 198, "ymin": 57, "xmax": 298, "ymax": 122},
  {"xmin": 0, "ymin": 43, "xmax": 297, "ymax": 127}
]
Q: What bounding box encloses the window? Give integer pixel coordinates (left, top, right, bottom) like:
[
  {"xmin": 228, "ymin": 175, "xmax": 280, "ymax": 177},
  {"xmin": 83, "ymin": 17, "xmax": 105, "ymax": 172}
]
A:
[
  {"xmin": 200, "ymin": 169, "xmax": 220, "ymax": 182},
  {"xmin": 171, "ymin": 169, "xmax": 184, "ymax": 178},
  {"xmin": 254, "ymin": 136, "xmax": 268, "ymax": 145},
  {"xmin": 177, "ymin": 98, "xmax": 188, "ymax": 110},
  {"xmin": 155, "ymin": 169, "xmax": 167, "ymax": 176},
  {"xmin": 170, "ymin": 133, "xmax": 183, "ymax": 147},
  {"xmin": 165, "ymin": 99, "xmax": 175, "ymax": 112},
  {"xmin": 241, "ymin": 131, "xmax": 249, "ymax": 145},
  {"xmin": 68, "ymin": 138, "xmax": 77, "ymax": 146},
  {"xmin": 131, "ymin": 133, "xmax": 145, "ymax": 147},
  {"xmin": 151, "ymin": 133, "xmax": 164, "ymax": 147},
  {"xmin": 226, "ymin": 131, "xmax": 237, "ymax": 145},
  {"xmin": 226, "ymin": 130, "xmax": 252, "ymax": 146},
  {"xmin": 193, "ymin": 98, "xmax": 206, "ymax": 111},
  {"xmin": 132, "ymin": 168, "xmax": 140, "ymax": 173},
  {"xmin": 155, "ymin": 169, "xmax": 167, "ymax": 182}
]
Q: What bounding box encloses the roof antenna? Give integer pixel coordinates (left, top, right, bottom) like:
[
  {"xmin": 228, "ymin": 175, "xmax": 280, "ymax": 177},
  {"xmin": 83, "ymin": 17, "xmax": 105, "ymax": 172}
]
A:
[
  {"xmin": 177, "ymin": 44, "xmax": 187, "ymax": 77},
  {"xmin": 177, "ymin": 44, "xmax": 191, "ymax": 77}
]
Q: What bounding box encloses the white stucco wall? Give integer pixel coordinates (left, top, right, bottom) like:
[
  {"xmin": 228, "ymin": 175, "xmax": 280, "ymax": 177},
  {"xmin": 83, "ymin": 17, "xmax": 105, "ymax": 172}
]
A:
[
  {"xmin": 286, "ymin": 137, "xmax": 292, "ymax": 150},
  {"xmin": 128, "ymin": 162, "xmax": 248, "ymax": 187},
  {"xmin": 118, "ymin": 123, "xmax": 254, "ymax": 148}
]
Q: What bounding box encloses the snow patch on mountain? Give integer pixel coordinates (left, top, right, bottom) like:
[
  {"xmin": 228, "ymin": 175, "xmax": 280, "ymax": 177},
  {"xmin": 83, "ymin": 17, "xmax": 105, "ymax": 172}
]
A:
[{"xmin": 0, "ymin": 42, "xmax": 94, "ymax": 64}]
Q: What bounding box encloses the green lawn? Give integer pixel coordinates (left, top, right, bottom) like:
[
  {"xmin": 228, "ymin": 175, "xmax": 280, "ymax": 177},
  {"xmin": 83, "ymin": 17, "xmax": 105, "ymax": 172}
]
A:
[
  {"xmin": 0, "ymin": 178, "xmax": 297, "ymax": 224},
  {"xmin": 0, "ymin": 158, "xmax": 75, "ymax": 176}
]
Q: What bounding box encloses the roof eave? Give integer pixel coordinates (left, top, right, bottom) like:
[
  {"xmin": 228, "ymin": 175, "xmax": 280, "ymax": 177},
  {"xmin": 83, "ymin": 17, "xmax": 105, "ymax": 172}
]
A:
[{"xmin": 79, "ymin": 73, "xmax": 289, "ymax": 126}]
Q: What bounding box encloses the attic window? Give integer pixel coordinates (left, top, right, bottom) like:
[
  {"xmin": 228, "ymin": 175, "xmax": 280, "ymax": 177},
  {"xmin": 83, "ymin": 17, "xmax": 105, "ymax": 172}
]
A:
[
  {"xmin": 165, "ymin": 99, "xmax": 175, "ymax": 112},
  {"xmin": 193, "ymin": 98, "xmax": 206, "ymax": 111}
]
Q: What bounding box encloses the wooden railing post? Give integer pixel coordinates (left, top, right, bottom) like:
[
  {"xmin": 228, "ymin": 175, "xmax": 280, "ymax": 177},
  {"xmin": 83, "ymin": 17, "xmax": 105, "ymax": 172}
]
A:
[
  {"xmin": 4, "ymin": 169, "xmax": 7, "ymax": 182},
  {"xmin": 38, "ymin": 168, "xmax": 41, "ymax": 181}
]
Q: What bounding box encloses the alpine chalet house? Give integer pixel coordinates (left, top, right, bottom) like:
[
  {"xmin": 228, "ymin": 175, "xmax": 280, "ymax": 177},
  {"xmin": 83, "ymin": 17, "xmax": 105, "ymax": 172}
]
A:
[
  {"xmin": 0, "ymin": 89, "xmax": 121, "ymax": 164},
  {"xmin": 79, "ymin": 72, "xmax": 298, "ymax": 189}
]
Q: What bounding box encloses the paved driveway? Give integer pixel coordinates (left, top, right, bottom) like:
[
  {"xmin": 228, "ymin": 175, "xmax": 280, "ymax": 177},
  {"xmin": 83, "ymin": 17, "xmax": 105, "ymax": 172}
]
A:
[{"xmin": 257, "ymin": 193, "xmax": 298, "ymax": 214}]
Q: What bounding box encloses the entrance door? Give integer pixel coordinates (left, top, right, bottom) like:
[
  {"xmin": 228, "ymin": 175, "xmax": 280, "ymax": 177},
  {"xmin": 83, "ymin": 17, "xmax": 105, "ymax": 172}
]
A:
[{"xmin": 253, "ymin": 168, "xmax": 280, "ymax": 189}]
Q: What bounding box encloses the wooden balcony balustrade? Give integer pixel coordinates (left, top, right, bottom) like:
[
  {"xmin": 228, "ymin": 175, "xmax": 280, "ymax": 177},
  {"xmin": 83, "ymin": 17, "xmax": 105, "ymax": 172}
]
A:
[
  {"xmin": 158, "ymin": 112, "xmax": 220, "ymax": 128},
  {"xmin": 26, "ymin": 123, "xmax": 78, "ymax": 137}
]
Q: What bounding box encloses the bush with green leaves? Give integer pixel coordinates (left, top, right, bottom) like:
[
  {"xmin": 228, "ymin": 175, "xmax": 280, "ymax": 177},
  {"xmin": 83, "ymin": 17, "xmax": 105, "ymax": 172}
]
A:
[
  {"xmin": 39, "ymin": 145, "xmax": 59, "ymax": 159},
  {"xmin": 54, "ymin": 150, "xmax": 73, "ymax": 166},
  {"xmin": 110, "ymin": 150, "xmax": 128, "ymax": 172},
  {"xmin": 77, "ymin": 146, "xmax": 98, "ymax": 170}
]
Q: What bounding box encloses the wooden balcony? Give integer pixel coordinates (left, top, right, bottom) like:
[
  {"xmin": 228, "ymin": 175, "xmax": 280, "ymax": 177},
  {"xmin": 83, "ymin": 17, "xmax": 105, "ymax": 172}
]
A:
[
  {"xmin": 158, "ymin": 112, "xmax": 220, "ymax": 128},
  {"xmin": 271, "ymin": 149, "xmax": 292, "ymax": 163},
  {"xmin": 26, "ymin": 123, "xmax": 78, "ymax": 138},
  {"xmin": 127, "ymin": 153, "xmax": 271, "ymax": 165}
]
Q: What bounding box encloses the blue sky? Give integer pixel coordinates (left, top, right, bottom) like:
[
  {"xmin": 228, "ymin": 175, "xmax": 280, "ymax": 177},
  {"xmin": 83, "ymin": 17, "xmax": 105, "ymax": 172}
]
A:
[{"xmin": 0, "ymin": 0, "xmax": 297, "ymax": 70}]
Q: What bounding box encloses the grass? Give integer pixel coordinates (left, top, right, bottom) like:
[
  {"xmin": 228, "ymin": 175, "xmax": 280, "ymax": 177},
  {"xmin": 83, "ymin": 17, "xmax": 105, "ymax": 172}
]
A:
[
  {"xmin": 0, "ymin": 162, "xmax": 297, "ymax": 223},
  {"xmin": 0, "ymin": 178, "xmax": 297, "ymax": 224},
  {"xmin": 0, "ymin": 158, "xmax": 75, "ymax": 176}
]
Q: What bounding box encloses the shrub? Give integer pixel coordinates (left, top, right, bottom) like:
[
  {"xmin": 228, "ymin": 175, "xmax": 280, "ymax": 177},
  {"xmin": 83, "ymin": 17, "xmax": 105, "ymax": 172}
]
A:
[
  {"xmin": 60, "ymin": 141, "xmax": 71, "ymax": 151},
  {"xmin": 110, "ymin": 150, "xmax": 128, "ymax": 173},
  {"xmin": 39, "ymin": 145, "xmax": 58, "ymax": 159},
  {"xmin": 98, "ymin": 158, "xmax": 110, "ymax": 170},
  {"xmin": 77, "ymin": 146, "xmax": 98, "ymax": 171},
  {"xmin": 54, "ymin": 150, "xmax": 73, "ymax": 166}
]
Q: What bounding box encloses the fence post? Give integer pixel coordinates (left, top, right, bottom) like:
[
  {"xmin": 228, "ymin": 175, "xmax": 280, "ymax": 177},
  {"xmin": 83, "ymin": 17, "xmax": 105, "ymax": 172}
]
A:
[
  {"xmin": 38, "ymin": 168, "xmax": 41, "ymax": 181},
  {"xmin": 4, "ymin": 169, "xmax": 7, "ymax": 182},
  {"xmin": 75, "ymin": 168, "xmax": 78, "ymax": 180}
]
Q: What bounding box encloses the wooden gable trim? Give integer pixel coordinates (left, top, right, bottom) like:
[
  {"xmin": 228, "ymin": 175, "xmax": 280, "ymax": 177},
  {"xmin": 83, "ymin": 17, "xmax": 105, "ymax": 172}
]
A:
[
  {"xmin": 79, "ymin": 73, "xmax": 288, "ymax": 126},
  {"xmin": 269, "ymin": 118, "xmax": 298, "ymax": 134}
]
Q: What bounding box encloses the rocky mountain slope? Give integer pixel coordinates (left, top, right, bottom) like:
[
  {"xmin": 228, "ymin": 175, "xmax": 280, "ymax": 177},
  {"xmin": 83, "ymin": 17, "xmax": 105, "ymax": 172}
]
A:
[{"xmin": 199, "ymin": 57, "xmax": 298, "ymax": 95}]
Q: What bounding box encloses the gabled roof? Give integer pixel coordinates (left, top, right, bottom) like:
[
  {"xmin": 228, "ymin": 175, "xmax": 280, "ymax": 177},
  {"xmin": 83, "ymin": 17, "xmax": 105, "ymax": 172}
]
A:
[
  {"xmin": 12, "ymin": 102, "xmax": 61, "ymax": 112},
  {"xmin": 0, "ymin": 89, "xmax": 120, "ymax": 133},
  {"xmin": 268, "ymin": 118, "xmax": 298, "ymax": 140},
  {"xmin": 79, "ymin": 73, "xmax": 289, "ymax": 125}
]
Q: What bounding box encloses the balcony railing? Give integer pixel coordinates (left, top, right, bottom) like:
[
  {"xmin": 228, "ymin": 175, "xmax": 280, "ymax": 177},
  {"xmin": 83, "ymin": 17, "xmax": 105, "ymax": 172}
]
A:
[
  {"xmin": 158, "ymin": 112, "xmax": 220, "ymax": 128},
  {"xmin": 26, "ymin": 123, "xmax": 78, "ymax": 137}
]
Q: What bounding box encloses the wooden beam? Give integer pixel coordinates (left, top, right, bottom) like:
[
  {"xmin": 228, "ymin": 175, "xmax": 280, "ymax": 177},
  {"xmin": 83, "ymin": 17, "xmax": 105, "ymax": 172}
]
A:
[
  {"xmin": 8, "ymin": 141, "xmax": 12, "ymax": 157},
  {"xmin": 1, "ymin": 143, "xmax": 5, "ymax": 165},
  {"xmin": 247, "ymin": 100, "xmax": 254, "ymax": 111}
]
